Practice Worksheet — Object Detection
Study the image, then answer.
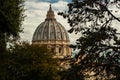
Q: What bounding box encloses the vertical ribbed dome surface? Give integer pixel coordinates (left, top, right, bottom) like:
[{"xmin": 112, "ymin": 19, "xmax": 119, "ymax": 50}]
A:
[
  {"xmin": 32, "ymin": 20, "xmax": 69, "ymax": 41},
  {"xmin": 32, "ymin": 5, "xmax": 69, "ymax": 42}
]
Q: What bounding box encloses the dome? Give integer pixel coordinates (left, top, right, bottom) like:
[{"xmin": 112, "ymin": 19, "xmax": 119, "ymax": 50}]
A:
[
  {"xmin": 32, "ymin": 4, "xmax": 72, "ymax": 58},
  {"xmin": 32, "ymin": 5, "xmax": 69, "ymax": 42},
  {"xmin": 32, "ymin": 20, "xmax": 69, "ymax": 41}
]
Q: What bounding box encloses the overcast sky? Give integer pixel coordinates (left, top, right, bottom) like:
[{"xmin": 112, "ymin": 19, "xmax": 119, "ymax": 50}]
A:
[{"xmin": 20, "ymin": 0, "xmax": 120, "ymax": 44}]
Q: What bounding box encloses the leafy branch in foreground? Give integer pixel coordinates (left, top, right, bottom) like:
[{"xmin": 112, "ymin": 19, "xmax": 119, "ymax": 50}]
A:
[
  {"xmin": 0, "ymin": 0, "xmax": 25, "ymax": 50},
  {"xmin": 0, "ymin": 42, "xmax": 61, "ymax": 80},
  {"xmin": 59, "ymin": 0, "xmax": 120, "ymax": 79}
]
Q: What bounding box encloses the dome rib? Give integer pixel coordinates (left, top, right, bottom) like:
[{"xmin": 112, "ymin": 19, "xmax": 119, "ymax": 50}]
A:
[
  {"xmin": 52, "ymin": 21, "xmax": 56, "ymax": 40},
  {"xmin": 48, "ymin": 21, "xmax": 50, "ymax": 40}
]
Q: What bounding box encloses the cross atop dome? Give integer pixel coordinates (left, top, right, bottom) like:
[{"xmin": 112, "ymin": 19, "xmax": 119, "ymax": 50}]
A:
[{"xmin": 45, "ymin": 4, "xmax": 56, "ymax": 20}]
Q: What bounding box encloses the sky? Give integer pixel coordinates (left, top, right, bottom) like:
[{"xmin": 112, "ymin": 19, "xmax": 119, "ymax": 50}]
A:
[{"xmin": 20, "ymin": 0, "xmax": 120, "ymax": 44}]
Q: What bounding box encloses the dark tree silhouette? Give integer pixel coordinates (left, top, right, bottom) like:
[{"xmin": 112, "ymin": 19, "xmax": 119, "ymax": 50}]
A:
[
  {"xmin": 0, "ymin": 0, "xmax": 25, "ymax": 50},
  {"xmin": 0, "ymin": 42, "xmax": 61, "ymax": 80},
  {"xmin": 59, "ymin": 0, "xmax": 120, "ymax": 79}
]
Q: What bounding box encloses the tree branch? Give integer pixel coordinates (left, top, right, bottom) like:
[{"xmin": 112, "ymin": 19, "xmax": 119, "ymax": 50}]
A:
[{"xmin": 95, "ymin": 1, "xmax": 120, "ymax": 22}]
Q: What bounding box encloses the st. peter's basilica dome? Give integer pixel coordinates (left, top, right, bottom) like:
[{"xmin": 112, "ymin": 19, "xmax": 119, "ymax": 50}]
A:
[{"xmin": 32, "ymin": 4, "xmax": 71, "ymax": 58}]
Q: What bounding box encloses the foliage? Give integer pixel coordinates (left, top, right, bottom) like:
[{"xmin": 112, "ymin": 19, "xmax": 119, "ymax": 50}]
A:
[
  {"xmin": 60, "ymin": 64, "xmax": 85, "ymax": 80},
  {"xmin": 58, "ymin": 0, "xmax": 120, "ymax": 79},
  {"xmin": 0, "ymin": 0, "xmax": 25, "ymax": 48},
  {"xmin": 0, "ymin": 42, "xmax": 61, "ymax": 80}
]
